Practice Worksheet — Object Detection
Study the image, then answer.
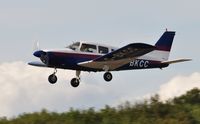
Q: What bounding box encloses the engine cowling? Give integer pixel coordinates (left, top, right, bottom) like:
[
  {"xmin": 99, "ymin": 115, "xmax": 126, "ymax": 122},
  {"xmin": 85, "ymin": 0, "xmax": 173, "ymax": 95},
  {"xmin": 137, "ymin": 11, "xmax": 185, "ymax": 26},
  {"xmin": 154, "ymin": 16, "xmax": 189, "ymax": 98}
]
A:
[
  {"xmin": 40, "ymin": 53, "xmax": 49, "ymax": 65},
  {"xmin": 33, "ymin": 50, "xmax": 49, "ymax": 65}
]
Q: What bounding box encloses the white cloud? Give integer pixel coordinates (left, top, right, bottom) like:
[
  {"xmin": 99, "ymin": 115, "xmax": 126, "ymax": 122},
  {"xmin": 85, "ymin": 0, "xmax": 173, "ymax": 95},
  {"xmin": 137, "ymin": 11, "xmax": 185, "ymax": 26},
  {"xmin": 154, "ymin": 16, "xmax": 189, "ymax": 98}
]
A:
[
  {"xmin": 157, "ymin": 72, "xmax": 200, "ymax": 101},
  {"xmin": 0, "ymin": 61, "xmax": 112, "ymax": 117},
  {"xmin": 114, "ymin": 72, "xmax": 200, "ymax": 104}
]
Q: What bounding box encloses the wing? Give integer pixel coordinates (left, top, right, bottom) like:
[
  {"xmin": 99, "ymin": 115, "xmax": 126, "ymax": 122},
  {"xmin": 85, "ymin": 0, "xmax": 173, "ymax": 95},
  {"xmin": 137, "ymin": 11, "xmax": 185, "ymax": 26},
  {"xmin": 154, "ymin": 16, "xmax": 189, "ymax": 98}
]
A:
[
  {"xmin": 78, "ymin": 43, "xmax": 156, "ymax": 70},
  {"xmin": 28, "ymin": 61, "xmax": 47, "ymax": 67}
]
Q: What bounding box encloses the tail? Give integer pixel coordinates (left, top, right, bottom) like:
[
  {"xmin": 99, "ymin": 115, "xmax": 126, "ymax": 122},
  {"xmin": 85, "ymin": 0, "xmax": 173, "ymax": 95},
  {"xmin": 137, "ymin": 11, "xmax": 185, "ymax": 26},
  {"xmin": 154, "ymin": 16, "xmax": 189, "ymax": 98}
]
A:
[
  {"xmin": 154, "ymin": 31, "xmax": 176, "ymax": 61},
  {"xmin": 142, "ymin": 31, "xmax": 191, "ymax": 65}
]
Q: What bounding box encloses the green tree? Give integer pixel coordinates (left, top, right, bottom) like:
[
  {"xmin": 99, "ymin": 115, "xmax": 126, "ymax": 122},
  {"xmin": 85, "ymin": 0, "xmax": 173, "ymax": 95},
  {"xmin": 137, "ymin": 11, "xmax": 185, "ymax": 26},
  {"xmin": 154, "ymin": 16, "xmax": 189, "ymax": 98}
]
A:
[{"xmin": 1, "ymin": 88, "xmax": 200, "ymax": 124}]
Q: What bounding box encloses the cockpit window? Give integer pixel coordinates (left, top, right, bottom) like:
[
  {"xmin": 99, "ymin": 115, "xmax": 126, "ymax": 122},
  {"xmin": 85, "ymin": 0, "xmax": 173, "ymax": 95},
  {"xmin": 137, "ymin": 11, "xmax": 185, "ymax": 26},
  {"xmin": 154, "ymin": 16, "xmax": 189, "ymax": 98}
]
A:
[
  {"xmin": 98, "ymin": 46, "xmax": 109, "ymax": 54},
  {"xmin": 80, "ymin": 43, "xmax": 97, "ymax": 53},
  {"xmin": 67, "ymin": 42, "xmax": 80, "ymax": 50}
]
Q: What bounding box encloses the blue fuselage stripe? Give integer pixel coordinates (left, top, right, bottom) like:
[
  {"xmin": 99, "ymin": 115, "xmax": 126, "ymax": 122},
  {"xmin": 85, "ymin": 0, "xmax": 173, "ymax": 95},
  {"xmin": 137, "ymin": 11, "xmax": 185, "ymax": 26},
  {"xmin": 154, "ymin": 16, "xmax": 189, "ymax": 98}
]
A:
[{"xmin": 47, "ymin": 52, "xmax": 102, "ymax": 71}]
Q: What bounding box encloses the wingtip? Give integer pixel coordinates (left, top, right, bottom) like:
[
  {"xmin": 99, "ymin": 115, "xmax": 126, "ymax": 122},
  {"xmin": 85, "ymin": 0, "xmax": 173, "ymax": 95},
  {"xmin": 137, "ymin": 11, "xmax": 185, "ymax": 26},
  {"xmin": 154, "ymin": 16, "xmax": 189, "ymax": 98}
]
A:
[
  {"xmin": 162, "ymin": 58, "xmax": 192, "ymax": 64},
  {"xmin": 181, "ymin": 58, "xmax": 192, "ymax": 61},
  {"xmin": 28, "ymin": 61, "xmax": 47, "ymax": 67}
]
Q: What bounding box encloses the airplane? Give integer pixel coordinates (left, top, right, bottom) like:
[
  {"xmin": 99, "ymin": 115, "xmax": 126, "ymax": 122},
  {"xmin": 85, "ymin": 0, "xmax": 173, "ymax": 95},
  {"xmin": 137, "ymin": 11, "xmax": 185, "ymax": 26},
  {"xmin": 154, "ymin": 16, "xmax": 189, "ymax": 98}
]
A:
[{"xmin": 29, "ymin": 30, "xmax": 191, "ymax": 87}]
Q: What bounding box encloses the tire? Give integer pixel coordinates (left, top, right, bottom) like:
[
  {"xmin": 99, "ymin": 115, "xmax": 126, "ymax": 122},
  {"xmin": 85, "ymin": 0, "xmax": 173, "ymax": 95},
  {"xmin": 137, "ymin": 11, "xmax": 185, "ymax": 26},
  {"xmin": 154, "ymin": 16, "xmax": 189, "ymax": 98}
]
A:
[
  {"xmin": 104, "ymin": 72, "xmax": 112, "ymax": 82},
  {"xmin": 48, "ymin": 74, "xmax": 57, "ymax": 84},
  {"xmin": 71, "ymin": 78, "xmax": 80, "ymax": 87}
]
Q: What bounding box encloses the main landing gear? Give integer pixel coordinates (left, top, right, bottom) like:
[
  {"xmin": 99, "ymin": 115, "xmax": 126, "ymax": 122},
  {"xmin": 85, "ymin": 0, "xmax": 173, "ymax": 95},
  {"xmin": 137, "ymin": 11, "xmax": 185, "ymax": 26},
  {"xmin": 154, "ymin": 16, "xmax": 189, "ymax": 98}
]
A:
[
  {"xmin": 70, "ymin": 71, "xmax": 80, "ymax": 87},
  {"xmin": 48, "ymin": 68, "xmax": 57, "ymax": 84},
  {"xmin": 103, "ymin": 72, "xmax": 112, "ymax": 82},
  {"xmin": 47, "ymin": 69, "xmax": 113, "ymax": 87}
]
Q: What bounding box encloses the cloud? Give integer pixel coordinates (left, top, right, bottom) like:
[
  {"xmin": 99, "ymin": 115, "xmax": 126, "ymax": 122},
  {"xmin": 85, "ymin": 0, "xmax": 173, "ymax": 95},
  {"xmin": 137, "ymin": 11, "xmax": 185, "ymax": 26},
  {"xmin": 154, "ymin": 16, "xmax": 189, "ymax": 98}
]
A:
[
  {"xmin": 0, "ymin": 61, "xmax": 114, "ymax": 117},
  {"xmin": 157, "ymin": 72, "xmax": 200, "ymax": 101},
  {"xmin": 115, "ymin": 72, "xmax": 200, "ymax": 104}
]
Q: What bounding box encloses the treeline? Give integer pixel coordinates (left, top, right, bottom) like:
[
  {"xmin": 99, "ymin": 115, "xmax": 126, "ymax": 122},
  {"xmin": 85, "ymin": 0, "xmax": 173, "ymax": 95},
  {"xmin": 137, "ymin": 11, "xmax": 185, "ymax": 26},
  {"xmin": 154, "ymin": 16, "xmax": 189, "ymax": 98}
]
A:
[{"xmin": 1, "ymin": 88, "xmax": 200, "ymax": 124}]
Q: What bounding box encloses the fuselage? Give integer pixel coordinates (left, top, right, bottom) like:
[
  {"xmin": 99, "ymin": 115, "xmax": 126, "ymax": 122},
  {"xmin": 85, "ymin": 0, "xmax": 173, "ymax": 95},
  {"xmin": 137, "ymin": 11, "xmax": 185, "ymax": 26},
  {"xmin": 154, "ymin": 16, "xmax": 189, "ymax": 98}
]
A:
[{"xmin": 33, "ymin": 41, "xmax": 169, "ymax": 72}]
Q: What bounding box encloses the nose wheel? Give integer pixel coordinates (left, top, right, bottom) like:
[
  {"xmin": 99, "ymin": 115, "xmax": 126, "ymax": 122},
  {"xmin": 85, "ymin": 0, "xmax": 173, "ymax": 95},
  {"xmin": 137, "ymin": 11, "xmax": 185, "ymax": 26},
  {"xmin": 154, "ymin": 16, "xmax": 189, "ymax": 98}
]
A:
[
  {"xmin": 48, "ymin": 74, "xmax": 57, "ymax": 84},
  {"xmin": 48, "ymin": 68, "xmax": 57, "ymax": 84},
  {"xmin": 104, "ymin": 72, "xmax": 112, "ymax": 82}
]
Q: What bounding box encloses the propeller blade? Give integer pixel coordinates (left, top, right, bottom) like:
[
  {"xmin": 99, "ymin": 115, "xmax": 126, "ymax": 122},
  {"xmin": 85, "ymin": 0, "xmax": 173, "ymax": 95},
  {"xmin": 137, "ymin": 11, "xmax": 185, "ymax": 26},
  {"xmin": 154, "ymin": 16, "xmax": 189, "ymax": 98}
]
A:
[{"xmin": 33, "ymin": 40, "xmax": 40, "ymax": 51}]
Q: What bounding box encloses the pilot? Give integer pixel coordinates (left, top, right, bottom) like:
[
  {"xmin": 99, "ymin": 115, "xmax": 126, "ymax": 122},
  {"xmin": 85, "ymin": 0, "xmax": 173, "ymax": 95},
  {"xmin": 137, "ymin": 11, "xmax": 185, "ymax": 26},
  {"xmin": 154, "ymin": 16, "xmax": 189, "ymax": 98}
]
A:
[{"xmin": 80, "ymin": 44, "xmax": 88, "ymax": 52}]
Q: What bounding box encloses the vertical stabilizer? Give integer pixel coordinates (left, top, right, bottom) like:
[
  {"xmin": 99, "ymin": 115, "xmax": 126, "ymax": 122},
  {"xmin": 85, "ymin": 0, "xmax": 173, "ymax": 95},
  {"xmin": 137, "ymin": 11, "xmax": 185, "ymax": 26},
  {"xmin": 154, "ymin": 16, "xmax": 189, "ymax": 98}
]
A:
[
  {"xmin": 155, "ymin": 31, "xmax": 175, "ymax": 52},
  {"xmin": 154, "ymin": 31, "xmax": 175, "ymax": 61}
]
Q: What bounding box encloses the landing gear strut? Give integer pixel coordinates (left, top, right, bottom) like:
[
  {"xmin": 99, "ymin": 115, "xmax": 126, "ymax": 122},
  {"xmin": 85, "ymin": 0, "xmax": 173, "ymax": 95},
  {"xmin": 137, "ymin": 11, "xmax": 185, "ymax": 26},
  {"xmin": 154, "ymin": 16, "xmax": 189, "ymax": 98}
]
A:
[
  {"xmin": 48, "ymin": 68, "xmax": 57, "ymax": 84},
  {"xmin": 104, "ymin": 72, "xmax": 112, "ymax": 82},
  {"xmin": 70, "ymin": 71, "xmax": 81, "ymax": 87}
]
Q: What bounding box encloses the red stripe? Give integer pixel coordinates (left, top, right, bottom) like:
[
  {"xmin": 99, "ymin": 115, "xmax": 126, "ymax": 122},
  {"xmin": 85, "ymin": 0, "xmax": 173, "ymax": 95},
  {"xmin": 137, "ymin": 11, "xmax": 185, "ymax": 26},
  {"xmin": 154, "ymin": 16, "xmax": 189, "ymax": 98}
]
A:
[
  {"xmin": 53, "ymin": 52, "xmax": 101, "ymax": 59},
  {"xmin": 156, "ymin": 46, "xmax": 171, "ymax": 51}
]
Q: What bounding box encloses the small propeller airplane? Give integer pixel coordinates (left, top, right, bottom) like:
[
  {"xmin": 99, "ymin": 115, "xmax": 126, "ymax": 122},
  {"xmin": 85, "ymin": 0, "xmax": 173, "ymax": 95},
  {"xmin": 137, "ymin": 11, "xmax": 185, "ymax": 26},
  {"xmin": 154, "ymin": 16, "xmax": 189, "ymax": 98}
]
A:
[{"xmin": 29, "ymin": 30, "xmax": 191, "ymax": 87}]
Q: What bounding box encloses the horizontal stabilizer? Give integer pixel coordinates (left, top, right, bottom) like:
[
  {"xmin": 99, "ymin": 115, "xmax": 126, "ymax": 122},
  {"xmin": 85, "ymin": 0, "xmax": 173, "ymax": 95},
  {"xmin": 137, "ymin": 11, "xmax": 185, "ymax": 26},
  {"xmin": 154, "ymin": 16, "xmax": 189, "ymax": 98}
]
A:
[
  {"xmin": 161, "ymin": 58, "xmax": 192, "ymax": 64},
  {"xmin": 28, "ymin": 61, "xmax": 47, "ymax": 67}
]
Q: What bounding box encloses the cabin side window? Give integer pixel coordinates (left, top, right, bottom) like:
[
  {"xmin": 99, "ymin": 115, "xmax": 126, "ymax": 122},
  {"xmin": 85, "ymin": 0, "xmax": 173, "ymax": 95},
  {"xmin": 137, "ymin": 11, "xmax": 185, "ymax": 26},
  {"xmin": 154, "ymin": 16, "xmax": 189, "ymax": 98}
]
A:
[
  {"xmin": 98, "ymin": 46, "xmax": 109, "ymax": 54},
  {"xmin": 80, "ymin": 43, "xmax": 97, "ymax": 53}
]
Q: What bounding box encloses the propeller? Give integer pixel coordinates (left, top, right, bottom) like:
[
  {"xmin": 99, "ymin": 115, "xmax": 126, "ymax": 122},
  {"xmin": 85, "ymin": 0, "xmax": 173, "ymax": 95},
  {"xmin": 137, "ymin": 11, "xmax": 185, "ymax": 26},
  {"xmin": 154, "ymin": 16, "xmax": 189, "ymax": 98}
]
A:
[
  {"xmin": 32, "ymin": 41, "xmax": 49, "ymax": 65},
  {"xmin": 33, "ymin": 40, "xmax": 40, "ymax": 51},
  {"xmin": 40, "ymin": 52, "xmax": 49, "ymax": 65}
]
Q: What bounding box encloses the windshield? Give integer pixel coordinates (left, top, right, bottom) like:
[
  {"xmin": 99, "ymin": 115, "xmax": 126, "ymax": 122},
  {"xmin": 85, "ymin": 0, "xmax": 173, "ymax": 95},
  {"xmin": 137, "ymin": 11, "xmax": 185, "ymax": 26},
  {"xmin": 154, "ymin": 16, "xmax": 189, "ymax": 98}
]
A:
[{"xmin": 66, "ymin": 42, "xmax": 80, "ymax": 50}]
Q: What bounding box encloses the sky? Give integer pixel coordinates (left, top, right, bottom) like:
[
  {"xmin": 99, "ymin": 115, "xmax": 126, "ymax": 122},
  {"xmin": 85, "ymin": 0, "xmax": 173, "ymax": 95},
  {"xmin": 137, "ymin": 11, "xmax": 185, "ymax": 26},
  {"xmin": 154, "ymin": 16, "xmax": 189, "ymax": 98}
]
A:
[{"xmin": 0, "ymin": 0, "xmax": 200, "ymax": 117}]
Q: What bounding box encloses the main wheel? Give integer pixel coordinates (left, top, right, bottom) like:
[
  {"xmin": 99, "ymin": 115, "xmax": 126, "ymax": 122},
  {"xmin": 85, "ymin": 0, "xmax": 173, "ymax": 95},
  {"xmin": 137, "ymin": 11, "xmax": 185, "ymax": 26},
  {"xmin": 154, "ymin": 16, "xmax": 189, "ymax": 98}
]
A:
[
  {"xmin": 104, "ymin": 72, "xmax": 112, "ymax": 82},
  {"xmin": 71, "ymin": 78, "xmax": 80, "ymax": 87},
  {"xmin": 48, "ymin": 74, "xmax": 57, "ymax": 84}
]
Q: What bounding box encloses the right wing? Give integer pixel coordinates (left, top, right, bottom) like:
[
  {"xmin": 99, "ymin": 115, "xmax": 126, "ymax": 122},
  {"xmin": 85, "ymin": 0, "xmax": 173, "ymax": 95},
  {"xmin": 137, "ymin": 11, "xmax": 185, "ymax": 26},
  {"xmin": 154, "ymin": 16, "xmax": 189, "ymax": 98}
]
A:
[{"xmin": 78, "ymin": 43, "xmax": 156, "ymax": 70}]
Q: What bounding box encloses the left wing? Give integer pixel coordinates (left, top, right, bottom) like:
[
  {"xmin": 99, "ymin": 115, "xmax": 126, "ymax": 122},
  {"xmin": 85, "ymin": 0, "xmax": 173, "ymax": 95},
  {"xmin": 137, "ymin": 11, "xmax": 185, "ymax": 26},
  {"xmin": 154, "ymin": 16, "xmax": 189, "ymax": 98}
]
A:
[
  {"xmin": 28, "ymin": 61, "xmax": 47, "ymax": 67},
  {"xmin": 78, "ymin": 43, "xmax": 155, "ymax": 70}
]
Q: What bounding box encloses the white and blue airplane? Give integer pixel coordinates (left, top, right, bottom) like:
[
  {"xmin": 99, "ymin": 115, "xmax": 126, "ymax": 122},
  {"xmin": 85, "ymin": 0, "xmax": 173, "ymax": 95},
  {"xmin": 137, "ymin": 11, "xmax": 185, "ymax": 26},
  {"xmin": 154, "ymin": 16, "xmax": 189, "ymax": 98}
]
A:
[{"xmin": 29, "ymin": 31, "xmax": 191, "ymax": 87}]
